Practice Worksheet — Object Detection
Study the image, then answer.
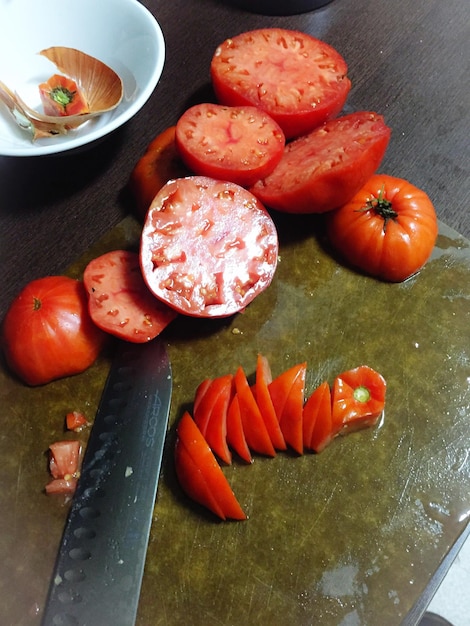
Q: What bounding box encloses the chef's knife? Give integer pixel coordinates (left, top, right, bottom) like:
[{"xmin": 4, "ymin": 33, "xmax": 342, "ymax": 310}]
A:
[{"xmin": 41, "ymin": 339, "xmax": 172, "ymax": 626}]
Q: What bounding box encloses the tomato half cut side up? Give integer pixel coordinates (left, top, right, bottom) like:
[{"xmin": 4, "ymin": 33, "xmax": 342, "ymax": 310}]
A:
[
  {"xmin": 268, "ymin": 362, "xmax": 306, "ymax": 455},
  {"xmin": 83, "ymin": 250, "xmax": 177, "ymax": 343},
  {"xmin": 174, "ymin": 412, "xmax": 246, "ymax": 521},
  {"xmin": 254, "ymin": 354, "xmax": 286, "ymax": 451},
  {"xmin": 140, "ymin": 176, "xmax": 279, "ymax": 318},
  {"xmin": 250, "ymin": 111, "xmax": 391, "ymax": 214},
  {"xmin": 128, "ymin": 126, "xmax": 190, "ymax": 221},
  {"xmin": 210, "ymin": 28, "xmax": 351, "ymax": 139},
  {"xmin": 303, "ymin": 381, "xmax": 332, "ymax": 452},
  {"xmin": 331, "ymin": 365, "xmax": 386, "ymax": 435},
  {"xmin": 326, "ymin": 174, "xmax": 438, "ymax": 282},
  {"xmin": 175, "ymin": 103, "xmax": 285, "ymax": 187}
]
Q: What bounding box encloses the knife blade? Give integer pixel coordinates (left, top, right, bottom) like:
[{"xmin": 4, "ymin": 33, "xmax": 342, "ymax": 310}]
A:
[{"xmin": 41, "ymin": 338, "xmax": 172, "ymax": 626}]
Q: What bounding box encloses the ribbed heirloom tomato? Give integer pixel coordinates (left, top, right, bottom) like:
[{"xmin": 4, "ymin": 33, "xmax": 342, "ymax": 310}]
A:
[{"xmin": 327, "ymin": 174, "xmax": 438, "ymax": 281}]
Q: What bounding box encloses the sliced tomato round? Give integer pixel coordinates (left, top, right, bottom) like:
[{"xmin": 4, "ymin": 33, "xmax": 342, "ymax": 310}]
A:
[
  {"xmin": 140, "ymin": 176, "xmax": 279, "ymax": 318},
  {"xmin": 175, "ymin": 103, "xmax": 285, "ymax": 187},
  {"xmin": 210, "ymin": 28, "xmax": 351, "ymax": 139},
  {"xmin": 83, "ymin": 250, "xmax": 177, "ymax": 343},
  {"xmin": 250, "ymin": 111, "xmax": 391, "ymax": 214},
  {"xmin": 174, "ymin": 412, "xmax": 246, "ymax": 520}
]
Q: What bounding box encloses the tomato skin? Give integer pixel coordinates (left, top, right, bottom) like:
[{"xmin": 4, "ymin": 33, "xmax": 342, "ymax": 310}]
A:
[
  {"xmin": 254, "ymin": 354, "xmax": 286, "ymax": 451},
  {"xmin": 268, "ymin": 362, "xmax": 306, "ymax": 455},
  {"xmin": 211, "ymin": 28, "xmax": 351, "ymax": 139},
  {"xmin": 1, "ymin": 276, "xmax": 106, "ymax": 386},
  {"xmin": 250, "ymin": 112, "xmax": 391, "ymax": 214},
  {"xmin": 302, "ymin": 381, "xmax": 332, "ymax": 452},
  {"xmin": 83, "ymin": 250, "xmax": 177, "ymax": 343},
  {"xmin": 327, "ymin": 175, "xmax": 438, "ymax": 282},
  {"xmin": 226, "ymin": 394, "xmax": 253, "ymax": 464},
  {"xmin": 174, "ymin": 412, "xmax": 246, "ymax": 520},
  {"xmin": 140, "ymin": 176, "xmax": 278, "ymax": 318},
  {"xmin": 129, "ymin": 126, "xmax": 190, "ymax": 220},
  {"xmin": 331, "ymin": 365, "xmax": 386, "ymax": 434},
  {"xmin": 175, "ymin": 103, "xmax": 285, "ymax": 187}
]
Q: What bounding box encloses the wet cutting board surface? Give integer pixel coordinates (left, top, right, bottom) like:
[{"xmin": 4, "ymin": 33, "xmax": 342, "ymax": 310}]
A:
[{"xmin": 1, "ymin": 214, "xmax": 469, "ymax": 626}]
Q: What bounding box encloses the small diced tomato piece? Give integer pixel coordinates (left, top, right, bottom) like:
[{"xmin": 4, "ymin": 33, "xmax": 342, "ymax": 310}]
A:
[
  {"xmin": 48, "ymin": 440, "xmax": 81, "ymax": 479},
  {"xmin": 66, "ymin": 411, "xmax": 90, "ymax": 432},
  {"xmin": 45, "ymin": 477, "xmax": 78, "ymax": 496}
]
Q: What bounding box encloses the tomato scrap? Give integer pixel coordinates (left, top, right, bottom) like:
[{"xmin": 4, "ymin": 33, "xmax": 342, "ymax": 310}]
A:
[
  {"xmin": 175, "ymin": 103, "xmax": 285, "ymax": 187},
  {"xmin": 210, "ymin": 28, "xmax": 351, "ymax": 139},
  {"xmin": 326, "ymin": 174, "xmax": 438, "ymax": 282},
  {"xmin": 66, "ymin": 411, "xmax": 90, "ymax": 432},
  {"xmin": 1, "ymin": 276, "xmax": 106, "ymax": 386},
  {"xmin": 140, "ymin": 176, "xmax": 279, "ymax": 318},
  {"xmin": 174, "ymin": 412, "xmax": 247, "ymax": 521},
  {"xmin": 39, "ymin": 74, "xmax": 89, "ymax": 116},
  {"xmin": 45, "ymin": 440, "xmax": 82, "ymax": 496},
  {"xmin": 83, "ymin": 250, "xmax": 177, "ymax": 343},
  {"xmin": 250, "ymin": 111, "xmax": 391, "ymax": 214}
]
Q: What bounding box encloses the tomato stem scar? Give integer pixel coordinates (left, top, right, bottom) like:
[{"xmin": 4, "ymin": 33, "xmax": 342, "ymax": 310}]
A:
[
  {"xmin": 357, "ymin": 185, "xmax": 398, "ymax": 232},
  {"xmin": 353, "ymin": 385, "xmax": 371, "ymax": 403}
]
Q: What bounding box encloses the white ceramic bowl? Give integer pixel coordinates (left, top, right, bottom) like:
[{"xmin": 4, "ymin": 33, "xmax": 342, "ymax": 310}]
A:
[{"xmin": 0, "ymin": 0, "xmax": 165, "ymax": 157}]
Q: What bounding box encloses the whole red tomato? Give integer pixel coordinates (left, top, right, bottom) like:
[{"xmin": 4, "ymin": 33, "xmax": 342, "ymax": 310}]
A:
[
  {"xmin": 1, "ymin": 276, "xmax": 106, "ymax": 386},
  {"xmin": 327, "ymin": 175, "xmax": 438, "ymax": 282}
]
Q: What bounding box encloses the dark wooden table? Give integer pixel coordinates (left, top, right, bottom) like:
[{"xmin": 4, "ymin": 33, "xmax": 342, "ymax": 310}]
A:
[{"xmin": 0, "ymin": 0, "xmax": 469, "ymax": 623}]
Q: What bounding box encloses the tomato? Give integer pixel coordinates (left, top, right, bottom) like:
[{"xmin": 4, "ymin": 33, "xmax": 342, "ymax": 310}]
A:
[
  {"xmin": 234, "ymin": 366, "xmax": 276, "ymax": 457},
  {"xmin": 66, "ymin": 411, "xmax": 90, "ymax": 432},
  {"xmin": 174, "ymin": 412, "xmax": 246, "ymax": 520},
  {"xmin": 326, "ymin": 175, "xmax": 438, "ymax": 282},
  {"xmin": 303, "ymin": 381, "xmax": 332, "ymax": 452},
  {"xmin": 140, "ymin": 176, "xmax": 278, "ymax": 318},
  {"xmin": 175, "ymin": 103, "xmax": 285, "ymax": 187},
  {"xmin": 39, "ymin": 73, "xmax": 89, "ymax": 116},
  {"xmin": 254, "ymin": 354, "xmax": 286, "ymax": 451},
  {"xmin": 1, "ymin": 276, "xmax": 106, "ymax": 386},
  {"xmin": 226, "ymin": 394, "xmax": 253, "ymax": 464},
  {"xmin": 45, "ymin": 477, "xmax": 78, "ymax": 496},
  {"xmin": 129, "ymin": 126, "xmax": 190, "ymax": 220},
  {"xmin": 210, "ymin": 28, "xmax": 351, "ymax": 139},
  {"xmin": 48, "ymin": 440, "xmax": 82, "ymax": 479},
  {"xmin": 250, "ymin": 111, "xmax": 391, "ymax": 214},
  {"xmin": 268, "ymin": 362, "xmax": 306, "ymax": 455},
  {"xmin": 83, "ymin": 250, "xmax": 177, "ymax": 343},
  {"xmin": 193, "ymin": 374, "xmax": 233, "ymax": 465},
  {"xmin": 331, "ymin": 365, "xmax": 386, "ymax": 434}
]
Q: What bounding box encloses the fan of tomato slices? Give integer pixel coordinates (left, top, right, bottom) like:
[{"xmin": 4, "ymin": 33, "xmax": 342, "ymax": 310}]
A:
[{"xmin": 174, "ymin": 355, "xmax": 386, "ymax": 521}]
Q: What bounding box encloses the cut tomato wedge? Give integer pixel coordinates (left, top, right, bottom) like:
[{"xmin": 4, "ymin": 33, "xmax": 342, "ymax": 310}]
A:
[
  {"xmin": 193, "ymin": 374, "xmax": 233, "ymax": 464},
  {"xmin": 226, "ymin": 394, "xmax": 252, "ymax": 464},
  {"xmin": 303, "ymin": 381, "xmax": 332, "ymax": 452},
  {"xmin": 140, "ymin": 176, "xmax": 279, "ymax": 318},
  {"xmin": 250, "ymin": 111, "xmax": 391, "ymax": 214},
  {"xmin": 211, "ymin": 28, "xmax": 351, "ymax": 139},
  {"xmin": 174, "ymin": 412, "xmax": 246, "ymax": 520},
  {"xmin": 331, "ymin": 365, "xmax": 386, "ymax": 434},
  {"xmin": 268, "ymin": 362, "xmax": 306, "ymax": 454},
  {"xmin": 234, "ymin": 366, "xmax": 276, "ymax": 457},
  {"xmin": 175, "ymin": 103, "xmax": 285, "ymax": 187},
  {"xmin": 84, "ymin": 250, "xmax": 177, "ymax": 343},
  {"xmin": 254, "ymin": 354, "xmax": 286, "ymax": 451}
]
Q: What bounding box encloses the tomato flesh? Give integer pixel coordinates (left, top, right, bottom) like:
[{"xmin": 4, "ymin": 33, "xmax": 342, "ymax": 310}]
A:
[
  {"xmin": 83, "ymin": 250, "xmax": 177, "ymax": 343},
  {"xmin": 226, "ymin": 394, "xmax": 253, "ymax": 464},
  {"xmin": 303, "ymin": 381, "xmax": 332, "ymax": 452},
  {"xmin": 175, "ymin": 103, "xmax": 285, "ymax": 187},
  {"xmin": 1, "ymin": 276, "xmax": 106, "ymax": 386},
  {"xmin": 211, "ymin": 28, "xmax": 351, "ymax": 139},
  {"xmin": 140, "ymin": 176, "xmax": 278, "ymax": 318},
  {"xmin": 327, "ymin": 174, "xmax": 438, "ymax": 282},
  {"xmin": 254, "ymin": 354, "xmax": 286, "ymax": 451},
  {"xmin": 250, "ymin": 111, "xmax": 391, "ymax": 214},
  {"xmin": 268, "ymin": 362, "xmax": 306, "ymax": 454},
  {"xmin": 194, "ymin": 374, "xmax": 233, "ymax": 464},
  {"xmin": 174, "ymin": 412, "xmax": 246, "ymax": 520}
]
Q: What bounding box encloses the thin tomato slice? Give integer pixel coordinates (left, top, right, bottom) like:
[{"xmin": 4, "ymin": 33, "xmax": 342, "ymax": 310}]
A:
[
  {"xmin": 211, "ymin": 28, "xmax": 351, "ymax": 139},
  {"xmin": 84, "ymin": 250, "xmax": 177, "ymax": 343},
  {"xmin": 303, "ymin": 381, "xmax": 332, "ymax": 451},
  {"xmin": 250, "ymin": 111, "xmax": 391, "ymax": 214},
  {"xmin": 268, "ymin": 362, "xmax": 306, "ymax": 454},
  {"xmin": 226, "ymin": 394, "xmax": 252, "ymax": 464},
  {"xmin": 254, "ymin": 354, "xmax": 286, "ymax": 451},
  {"xmin": 331, "ymin": 365, "xmax": 386, "ymax": 434},
  {"xmin": 194, "ymin": 374, "xmax": 233, "ymax": 465},
  {"xmin": 48, "ymin": 440, "xmax": 81, "ymax": 479},
  {"xmin": 175, "ymin": 103, "xmax": 285, "ymax": 187},
  {"xmin": 234, "ymin": 366, "xmax": 276, "ymax": 457},
  {"xmin": 140, "ymin": 176, "xmax": 278, "ymax": 318},
  {"xmin": 193, "ymin": 378, "xmax": 212, "ymax": 416},
  {"xmin": 129, "ymin": 126, "xmax": 190, "ymax": 220},
  {"xmin": 174, "ymin": 412, "xmax": 246, "ymax": 520}
]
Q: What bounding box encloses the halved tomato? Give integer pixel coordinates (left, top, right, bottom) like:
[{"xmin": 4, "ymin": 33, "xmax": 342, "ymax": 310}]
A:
[
  {"xmin": 250, "ymin": 111, "xmax": 391, "ymax": 214},
  {"xmin": 174, "ymin": 412, "xmax": 246, "ymax": 520},
  {"xmin": 211, "ymin": 28, "xmax": 351, "ymax": 139}
]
